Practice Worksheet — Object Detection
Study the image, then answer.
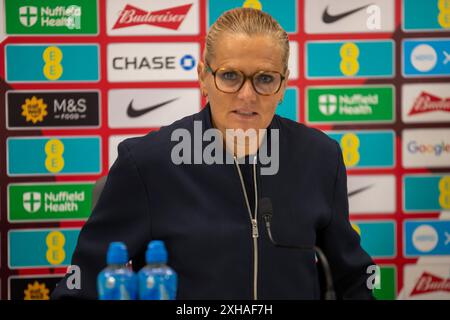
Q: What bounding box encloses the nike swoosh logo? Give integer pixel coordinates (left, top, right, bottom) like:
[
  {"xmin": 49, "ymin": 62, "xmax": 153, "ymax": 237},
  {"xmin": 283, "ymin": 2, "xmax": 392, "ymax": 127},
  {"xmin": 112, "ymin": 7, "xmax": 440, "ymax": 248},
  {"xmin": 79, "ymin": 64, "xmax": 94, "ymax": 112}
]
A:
[
  {"xmin": 127, "ymin": 97, "xmax": 179, "ymax": 118},
  {"xmin": 322, "ymin": 3, "xmax": 372, "ymax": 24},
  {"xmin": 348, "ymin": 184, "xmax": 373, "ymax": 198}
]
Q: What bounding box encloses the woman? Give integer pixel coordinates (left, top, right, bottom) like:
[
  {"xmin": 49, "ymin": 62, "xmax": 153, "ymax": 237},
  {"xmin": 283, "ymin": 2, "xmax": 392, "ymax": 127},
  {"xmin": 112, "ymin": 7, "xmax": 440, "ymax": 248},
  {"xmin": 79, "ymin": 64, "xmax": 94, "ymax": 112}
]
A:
[{"xmin": 52, "ymin": 8, "xmax": 375, "ymax": 300}]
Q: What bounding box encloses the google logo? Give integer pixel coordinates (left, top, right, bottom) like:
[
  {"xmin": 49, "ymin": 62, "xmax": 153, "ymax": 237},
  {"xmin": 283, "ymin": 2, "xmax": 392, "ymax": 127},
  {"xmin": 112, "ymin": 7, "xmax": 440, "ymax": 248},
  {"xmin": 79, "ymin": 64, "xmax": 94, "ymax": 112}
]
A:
[{"xmin": 407, "ymin": 141, "xmax": 450, "ymax": 156}]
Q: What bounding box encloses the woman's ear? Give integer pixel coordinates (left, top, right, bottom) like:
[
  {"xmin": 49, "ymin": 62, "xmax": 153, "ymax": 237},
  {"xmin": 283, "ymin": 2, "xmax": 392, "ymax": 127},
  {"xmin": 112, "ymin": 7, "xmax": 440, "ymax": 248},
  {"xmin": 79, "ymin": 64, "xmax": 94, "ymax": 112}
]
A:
[
  {"xmin": 197, "ymin": 61, "xmax": 208, "ymax": 97},
  {"xmin": 283, "ymin": 69, "xmax": 290, "ymax": 89},
  {"xmin": 278, "ymin": 69, "xmax": 290, "ymax": 103}
]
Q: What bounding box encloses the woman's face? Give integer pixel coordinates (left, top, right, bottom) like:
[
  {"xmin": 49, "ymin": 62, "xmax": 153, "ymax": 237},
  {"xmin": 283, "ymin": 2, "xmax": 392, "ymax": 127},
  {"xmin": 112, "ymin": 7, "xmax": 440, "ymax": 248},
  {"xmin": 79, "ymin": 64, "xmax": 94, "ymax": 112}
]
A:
[{"xmin": 198, "ymin": 33, "xmax": 289, "ymax": 134}]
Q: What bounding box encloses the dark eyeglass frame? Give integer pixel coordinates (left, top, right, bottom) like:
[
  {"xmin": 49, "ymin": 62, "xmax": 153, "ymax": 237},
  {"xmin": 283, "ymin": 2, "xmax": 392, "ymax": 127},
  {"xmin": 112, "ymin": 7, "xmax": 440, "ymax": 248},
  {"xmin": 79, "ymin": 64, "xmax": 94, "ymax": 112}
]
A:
[{"xmin": 205, "ymin": 62, "xmax": 286, "ymax": 96}]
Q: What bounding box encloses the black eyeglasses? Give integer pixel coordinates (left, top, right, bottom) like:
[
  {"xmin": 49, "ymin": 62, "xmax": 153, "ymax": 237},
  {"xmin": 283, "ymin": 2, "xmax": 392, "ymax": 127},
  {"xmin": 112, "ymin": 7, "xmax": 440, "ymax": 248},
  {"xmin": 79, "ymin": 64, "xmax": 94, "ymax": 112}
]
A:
[{"xmin": 205, "ymin": 62, "xmax": 286, "ymax": 96}]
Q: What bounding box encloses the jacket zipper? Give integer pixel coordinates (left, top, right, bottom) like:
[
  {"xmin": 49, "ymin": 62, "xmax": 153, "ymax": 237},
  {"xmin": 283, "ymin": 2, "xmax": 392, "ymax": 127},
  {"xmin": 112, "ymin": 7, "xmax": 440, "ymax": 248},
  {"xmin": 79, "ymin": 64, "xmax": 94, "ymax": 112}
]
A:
[{"xmin": 233, "ymin": 155, "xmax": 259, "ymax": 300}]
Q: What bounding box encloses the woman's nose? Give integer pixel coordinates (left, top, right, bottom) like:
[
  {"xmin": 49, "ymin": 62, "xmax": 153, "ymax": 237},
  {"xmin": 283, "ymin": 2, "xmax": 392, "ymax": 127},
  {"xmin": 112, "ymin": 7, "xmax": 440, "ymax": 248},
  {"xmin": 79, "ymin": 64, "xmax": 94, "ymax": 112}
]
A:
[{"xmin": 237, "ymin": 78, "xmax": 257, "ymax": 101}]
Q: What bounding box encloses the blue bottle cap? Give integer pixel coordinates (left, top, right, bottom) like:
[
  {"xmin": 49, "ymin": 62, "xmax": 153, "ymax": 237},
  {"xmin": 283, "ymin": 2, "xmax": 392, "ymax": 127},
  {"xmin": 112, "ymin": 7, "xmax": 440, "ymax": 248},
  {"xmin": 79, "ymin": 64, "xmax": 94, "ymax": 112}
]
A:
[
  {"xmin": 146, "ymin": 240, "xmax": 168, "ymax": 264},
  {"xmin": 107, "ymin": 242, "xmax": 129, "ymax": 265}
]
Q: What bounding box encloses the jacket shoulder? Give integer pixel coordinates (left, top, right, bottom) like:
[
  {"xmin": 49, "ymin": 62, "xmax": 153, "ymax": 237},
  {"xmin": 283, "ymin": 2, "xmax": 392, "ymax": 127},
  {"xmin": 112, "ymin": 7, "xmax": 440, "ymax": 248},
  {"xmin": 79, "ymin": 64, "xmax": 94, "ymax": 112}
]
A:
[{"xmin": 119, "ymin": 110, "xmax": 199, "ymax": 159}]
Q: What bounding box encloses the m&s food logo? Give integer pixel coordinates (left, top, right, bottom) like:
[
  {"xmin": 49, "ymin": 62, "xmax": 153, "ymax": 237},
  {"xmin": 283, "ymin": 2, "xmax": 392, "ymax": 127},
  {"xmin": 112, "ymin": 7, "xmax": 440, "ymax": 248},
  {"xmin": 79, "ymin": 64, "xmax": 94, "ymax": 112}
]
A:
[
  {"xmin": 24, "ymin": 281, "xmax": 50, "ymax": 300},
  {"xmin": 21, "ymin": 96, "xmax": 48, "ymax": 123}
]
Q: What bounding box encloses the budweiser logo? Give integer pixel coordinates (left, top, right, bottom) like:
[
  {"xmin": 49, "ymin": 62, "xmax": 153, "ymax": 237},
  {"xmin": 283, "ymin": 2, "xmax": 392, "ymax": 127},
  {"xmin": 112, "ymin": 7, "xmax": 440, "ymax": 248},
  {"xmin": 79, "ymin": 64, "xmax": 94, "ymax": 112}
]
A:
[
  {"xmin": 408, "ymin": 91, "xmax": 450, "ymax": 116},
  {"xmin": 113, "ymin": 4, "xmax": 192, "ymax": 30},
  {"xmin": 410, "ymin": 272, "xmax": 450, "ymax": 296}
]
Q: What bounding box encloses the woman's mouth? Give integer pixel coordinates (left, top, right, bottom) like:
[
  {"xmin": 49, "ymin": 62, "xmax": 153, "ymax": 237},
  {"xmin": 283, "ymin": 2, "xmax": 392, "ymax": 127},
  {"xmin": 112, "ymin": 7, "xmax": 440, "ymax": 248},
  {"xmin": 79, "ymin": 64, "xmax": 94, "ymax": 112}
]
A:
[{"xmin": 232, "ymin": 110, "xmax": 258, "ymax": 118}]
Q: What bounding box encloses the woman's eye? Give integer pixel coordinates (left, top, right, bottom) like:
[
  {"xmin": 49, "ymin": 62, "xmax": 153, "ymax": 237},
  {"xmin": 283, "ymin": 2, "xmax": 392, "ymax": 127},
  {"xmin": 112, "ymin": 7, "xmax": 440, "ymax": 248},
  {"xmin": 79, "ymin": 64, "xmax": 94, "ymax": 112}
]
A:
[
  {"xmin": 257, "ymin": 74, "xmax": 274, "ymax": 83},
  {"xmin": 221, "ymin": 71, "xmax": 238, "ymax": 80}
]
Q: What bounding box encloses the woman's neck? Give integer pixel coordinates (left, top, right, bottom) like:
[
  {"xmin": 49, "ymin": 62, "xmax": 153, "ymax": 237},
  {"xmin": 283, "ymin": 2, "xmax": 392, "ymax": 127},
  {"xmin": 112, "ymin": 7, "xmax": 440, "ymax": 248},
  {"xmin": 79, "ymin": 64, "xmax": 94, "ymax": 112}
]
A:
[{"xmin": 211, "ymin": 123, "xmax": 264, "ymax": 158}]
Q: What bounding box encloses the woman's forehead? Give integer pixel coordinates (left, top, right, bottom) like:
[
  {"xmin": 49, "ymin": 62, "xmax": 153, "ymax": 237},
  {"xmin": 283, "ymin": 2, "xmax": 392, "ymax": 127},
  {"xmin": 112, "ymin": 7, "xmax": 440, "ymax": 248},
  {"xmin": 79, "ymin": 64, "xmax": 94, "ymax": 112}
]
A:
[{"xmin": 210, "ymin": 34, "xmax": 284, "ymax": 71}]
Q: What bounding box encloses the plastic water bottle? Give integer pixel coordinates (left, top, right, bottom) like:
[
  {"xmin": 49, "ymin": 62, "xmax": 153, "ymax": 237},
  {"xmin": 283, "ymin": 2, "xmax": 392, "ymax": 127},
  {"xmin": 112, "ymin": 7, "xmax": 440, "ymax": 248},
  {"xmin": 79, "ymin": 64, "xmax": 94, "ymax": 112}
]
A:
[
  {"xmin": 138, "ymin": 240, "xmax": 177, "ymax": 300},
  {"xmin": 97, "ymin": 242, "xmax": 138, "ymax": 300}
]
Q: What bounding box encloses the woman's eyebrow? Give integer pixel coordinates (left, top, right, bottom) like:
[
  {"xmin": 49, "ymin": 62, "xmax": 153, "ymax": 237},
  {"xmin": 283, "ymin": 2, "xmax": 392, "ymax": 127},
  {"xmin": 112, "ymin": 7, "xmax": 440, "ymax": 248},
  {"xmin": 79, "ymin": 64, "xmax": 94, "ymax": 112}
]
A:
[{"xmin": 217, "ymin": 64, "xmax": 280, "ymax": 72}]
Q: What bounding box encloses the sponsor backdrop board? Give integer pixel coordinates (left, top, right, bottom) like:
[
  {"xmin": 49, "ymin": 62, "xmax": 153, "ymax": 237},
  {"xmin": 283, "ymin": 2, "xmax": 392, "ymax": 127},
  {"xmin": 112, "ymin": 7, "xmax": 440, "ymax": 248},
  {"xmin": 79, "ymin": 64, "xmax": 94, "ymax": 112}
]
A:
[{"xmin": 1, "ymin": 0, "xmax": 449, "ymax": 300}]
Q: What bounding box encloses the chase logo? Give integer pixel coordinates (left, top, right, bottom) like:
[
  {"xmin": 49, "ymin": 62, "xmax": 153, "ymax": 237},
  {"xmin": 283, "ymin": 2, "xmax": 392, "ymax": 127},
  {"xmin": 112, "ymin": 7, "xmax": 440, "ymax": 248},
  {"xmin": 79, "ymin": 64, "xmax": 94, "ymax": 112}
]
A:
[
  {"xmin": 326, "ymin": 131, "xmax": 395, "ymax": 169},
  {"xmin": 8, "ymin": 229, "xmax": 80, "ymax": 269},
  {"xmin": 403, "ymin": 0, "xmax": 450, "ymax": 31},
  {"xmin": 404, "ymin": 220, "xmax": 450, "ymax": 257},
  {"xmin": 351, "ymin": 221, "xmax": 396, "ymax": 258},
  {"xmin": 404, "ymin": 175, "xmax": 450, "ymax": 213},
  {"xmin": 180, "ymin": 54, "xmax": 196, "ymax": 71},
  {"xmin": 5, "ymin": 44, "xmax": 99, "ymax": 82},
  {"xmin": 306, "ymin": 40, "xmax": 394, "ymax": 78},
  {"xmin": 107, "ymin": 43, "xmax": 199, "ymax": 82},
  {"xmin": 208, "ymin": 0, "xmax": 297, "ymax": 33},
  {"xmin": 403, "ymin": 39, "xmax": 450, "ymax": 77},
  {"xmin": 7, "ymin": 136, "xmax": 101, "ymax": 176}
]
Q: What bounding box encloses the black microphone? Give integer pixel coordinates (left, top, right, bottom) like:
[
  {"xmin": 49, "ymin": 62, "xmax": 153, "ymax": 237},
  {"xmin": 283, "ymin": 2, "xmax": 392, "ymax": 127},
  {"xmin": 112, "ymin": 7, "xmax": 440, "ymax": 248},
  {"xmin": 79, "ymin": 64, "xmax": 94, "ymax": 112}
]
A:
[{"xmin": 259, "ymin": 197, "xmax": 336, "ymax": 300}]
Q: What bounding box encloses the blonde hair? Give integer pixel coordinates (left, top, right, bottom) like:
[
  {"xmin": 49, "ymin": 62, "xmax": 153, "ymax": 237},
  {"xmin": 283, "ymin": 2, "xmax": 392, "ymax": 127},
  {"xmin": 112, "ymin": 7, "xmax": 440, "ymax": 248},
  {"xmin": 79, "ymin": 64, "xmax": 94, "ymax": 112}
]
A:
[{"xmin": 204, "ymin": 8, "xmax": 289, "ymax": 71}]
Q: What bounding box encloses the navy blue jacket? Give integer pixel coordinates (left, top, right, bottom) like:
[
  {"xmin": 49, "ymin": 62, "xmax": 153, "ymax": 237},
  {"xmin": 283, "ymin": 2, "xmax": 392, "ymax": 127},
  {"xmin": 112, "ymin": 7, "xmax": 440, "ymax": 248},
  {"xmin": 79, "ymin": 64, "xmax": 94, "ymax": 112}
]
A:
[{"xmin": 51, "ymin": 104, "xmax": 375, "ymax": 300}]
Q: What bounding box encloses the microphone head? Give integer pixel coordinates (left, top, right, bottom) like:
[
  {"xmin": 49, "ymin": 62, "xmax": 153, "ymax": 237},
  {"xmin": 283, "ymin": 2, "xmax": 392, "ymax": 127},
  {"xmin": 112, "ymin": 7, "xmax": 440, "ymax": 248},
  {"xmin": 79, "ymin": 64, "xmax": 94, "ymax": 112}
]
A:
[{"xmin": 259, "ymin": 197, "xmax": 273, "ymax": 218}]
